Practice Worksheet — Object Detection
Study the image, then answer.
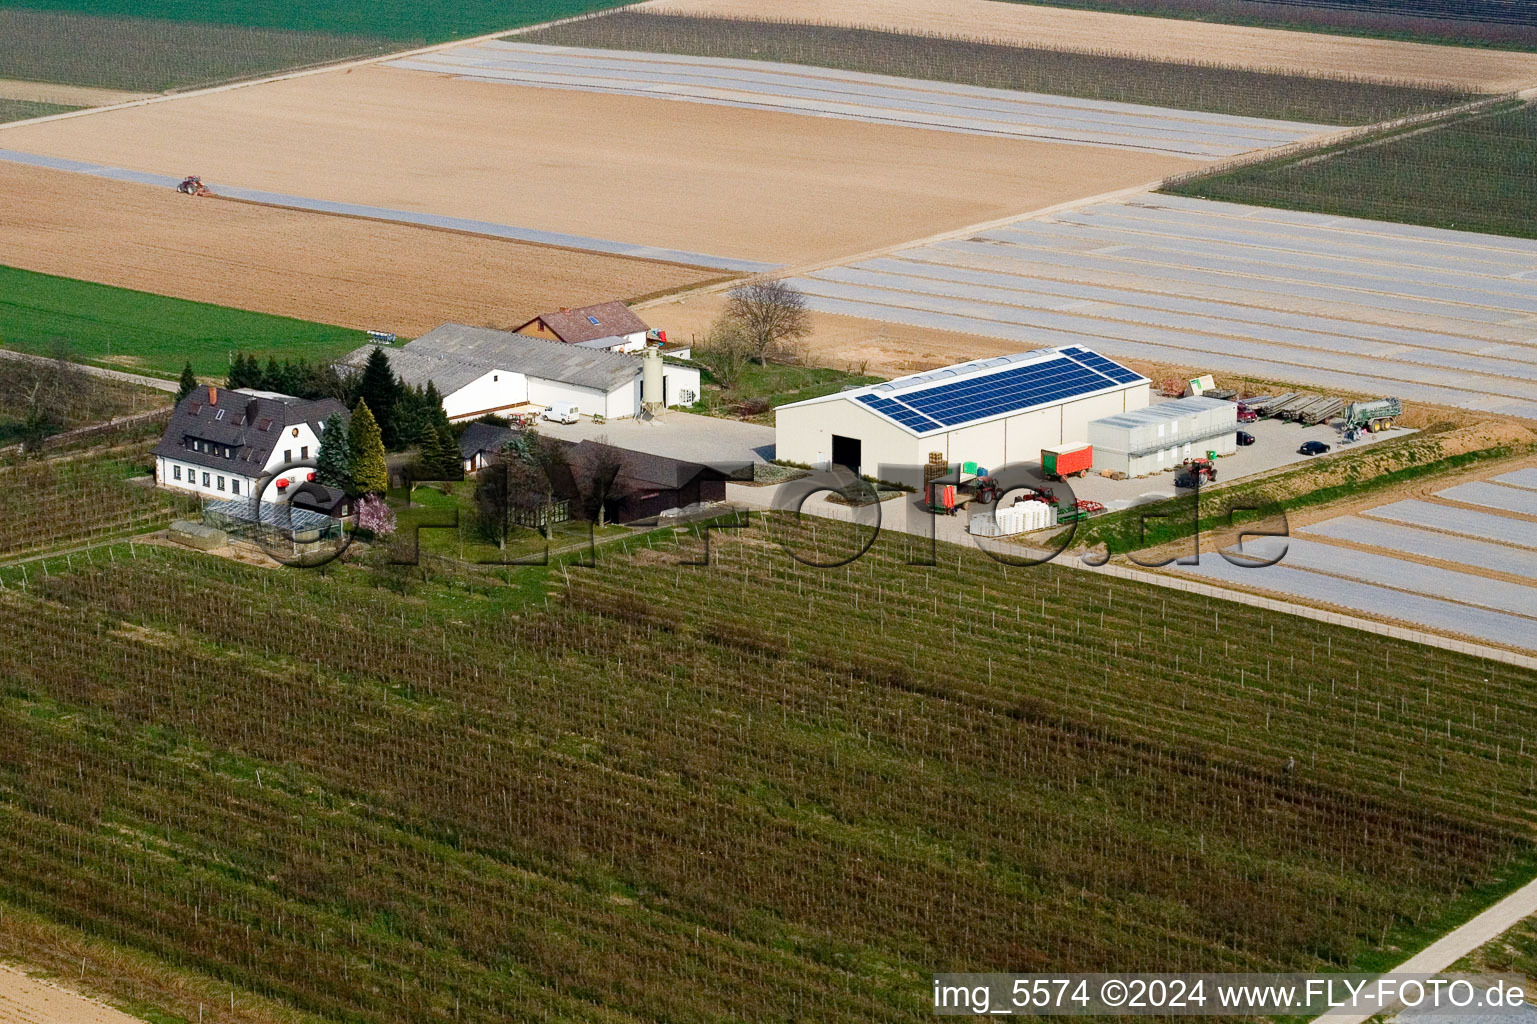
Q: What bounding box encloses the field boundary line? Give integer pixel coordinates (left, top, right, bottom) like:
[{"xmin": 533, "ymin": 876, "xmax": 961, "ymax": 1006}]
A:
[
  {"xmin": 0, "ymin": 348, "xmax": 178, "ymax": 390},
  {"xmin": 1159, "ymin": 90, "xmax": 1523, "ymax": 189},
  {"xmin": 632, "ymin": 177, "xmax": 1192, "ymax": 309},
  {"xmin": 0, "ymin": 2, "xmax": 648, "ymax": 132},
  {"xmin": 1312, "ymin": 874, "xmax": 1537, "ymax": 1024},
  {"xmin": 1075, "ymin": 559, "xmax": 1537, "ymax": 670}
]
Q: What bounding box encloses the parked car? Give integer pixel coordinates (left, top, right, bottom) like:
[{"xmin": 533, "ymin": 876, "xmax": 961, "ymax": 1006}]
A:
[
  {"xmin": 1237, "ymin": 406, "xmax": 1258, "ymax": 423},
  {"xmin": 1236, "ymin": 430, "xmax": 1255, "ymax": 446},
  {"xmin": 542, "ymin": 401, "xmax": 580, "ymax": 425},
  {"xmin": 1298, "ymin": 440, "xmax": 1331, "ymax": 456}
]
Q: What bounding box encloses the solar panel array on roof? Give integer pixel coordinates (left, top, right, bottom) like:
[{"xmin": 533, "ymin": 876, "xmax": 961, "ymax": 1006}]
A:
[
  {"xmin": 856, "ymin": 394, "xmax": 943, "ymax": 433},
  {"xmin": 852, "ymin": 348, "xmax": 1142, "ymax": 435}
]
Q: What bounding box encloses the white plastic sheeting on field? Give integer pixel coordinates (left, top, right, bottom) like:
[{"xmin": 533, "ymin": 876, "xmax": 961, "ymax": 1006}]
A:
[
  {"xmin": 388, "ymin": 42, "xmax": 1332, "ymax": 158},
  {"xmin": 787, "ymin": 194, "xmax": 1537, "ymax": 420}
]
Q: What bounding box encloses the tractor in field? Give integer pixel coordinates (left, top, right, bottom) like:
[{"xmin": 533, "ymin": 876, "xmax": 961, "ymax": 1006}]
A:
[{"xmin": 176, "ymin": 175, "xmax": 212, "ymax": 197}]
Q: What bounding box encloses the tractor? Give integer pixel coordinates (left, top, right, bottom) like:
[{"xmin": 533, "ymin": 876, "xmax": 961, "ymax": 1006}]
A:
[
  {"xmin": 176, "ymin": 175, "xmax": 212, "ymax": 197},
  {"xmin": 1177, "ymin": 457, "xmax": 1217, "ymax": 488},
  {"xmin": 966, "ymin": 474, "xmax": 1002, "ymax": 505}
]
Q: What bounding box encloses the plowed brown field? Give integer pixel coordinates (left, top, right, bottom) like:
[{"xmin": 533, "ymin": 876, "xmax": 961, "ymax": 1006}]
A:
[
  {"xmin": 0, "ymin": 65, "xmax": 1201, "ymax": 266},
  {"xmin": 0, "ymin": 161, "xmax": 720, "ymax": 336},
  {"xmin": 637, "ymin": 0, "xmax": 1537, "ymax": 91}
]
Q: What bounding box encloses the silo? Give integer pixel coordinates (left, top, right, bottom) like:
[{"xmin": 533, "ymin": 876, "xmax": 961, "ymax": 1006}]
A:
[{"xmin": 642, "ymin": 346, "xmax": 665, "ymax": 410}]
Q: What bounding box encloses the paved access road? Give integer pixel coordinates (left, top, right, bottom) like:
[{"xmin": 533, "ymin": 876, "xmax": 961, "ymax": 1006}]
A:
[
  {"xmin": 534, "ymin": 409, "xmax": 775, "ymax": 469},
  {"xmin": 389, "ymin": 42, "xmax": 1334, "ymax": 158},
  {"xmin": 788, "ymin": 194, "xmax": 1537, "ymax": 420}
]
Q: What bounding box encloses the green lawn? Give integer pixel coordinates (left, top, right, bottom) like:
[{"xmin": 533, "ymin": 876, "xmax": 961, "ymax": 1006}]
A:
[
  {"xmin": 1163, "ymin": 101, "xmax": 1537, "ymax": 240},
  {"xmin": 0, "ymin": 0, "xmax": 633, "ymax": 41},
  {"xmin": 692, "ymin": 358, "xmax": 884, "ymax": 424},
  {"xmin": 390, "ymin": 481, "xmax": 630, "ymax": 564},
  {"xmin": 0, "ymin": 265, "xmax": 365, "ymax": 380}
]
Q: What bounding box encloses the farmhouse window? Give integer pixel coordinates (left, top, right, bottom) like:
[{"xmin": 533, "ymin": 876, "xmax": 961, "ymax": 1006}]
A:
[
  {"xmin": 173, "ymin": 466, "xmax": 181, "ymax": 481},
  {"xmin": 217, "ymin": 476, "xmax": 225, "ymax": 491},
  {"xmin": 202, "ymin": 472, "xmax": 210, "ymax": 486},
  {"xmin": 285, "ymin": 449, "xmax": 292, "ymax": 463},
  {"xmin": 301, "ymin": 446, "xmax": 309, "ymax": 459},
  {"xmin": 231, "ymin": 479, "xmax": 240, "ymax": 496}
]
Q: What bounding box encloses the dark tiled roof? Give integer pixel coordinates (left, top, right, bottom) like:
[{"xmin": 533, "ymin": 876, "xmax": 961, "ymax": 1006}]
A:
[
  {"xmin": 154, "ymin": 387, "xmax": 347, "ymax": 476},
  {"xmin": 515, "ymin": 301, "xmax": 649, "ymax": 345},
  {"xmin": 458, "ymin": 422, "xmax": 518, "ymax": 460},
  {"xmin": 568, "ymin": 440, "xmax": 720, "ymax": 492}
]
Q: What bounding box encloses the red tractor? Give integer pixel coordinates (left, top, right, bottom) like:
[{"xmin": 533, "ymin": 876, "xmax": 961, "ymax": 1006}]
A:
[
  {"xmin": 966, "ymin": 475, "xmax": 1002, "ymax": 505},
  {"xmin": 1015, "ymin": 486, "xmax": 1058, "ymax": 507},
  {"xmin": 1178, "ymin": 457, "xmax": 1217, "ymax": 487},
  {"xmin": 176, "ymin": 175, "xmax": 212, "ymax": 197}
]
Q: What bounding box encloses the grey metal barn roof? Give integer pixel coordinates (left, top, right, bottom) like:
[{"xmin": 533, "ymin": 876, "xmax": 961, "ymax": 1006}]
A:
[
  {"xmin": 779, "ymin": 345, "xmax": 1146, "ymax": 437},
  {"xmin": 337, "ymin": 324, "xmax": 642, "ymax": 395}
]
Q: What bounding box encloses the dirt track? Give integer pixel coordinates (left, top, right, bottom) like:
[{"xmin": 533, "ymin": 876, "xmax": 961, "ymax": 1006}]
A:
[
  {"xmin": 0, "ymin": 64, "xmax": 1201, "ymax": 266},
  {"xmin": 638, "ymin": 0, "xmax": 1537, "ymax": 91},
  {"xmin": 0, "ymin": 965, "xmax": 142, "ymax": 1024},
  {"xmin": 0, "ymin": 161, "xmax": 719, "ymax": 336}
]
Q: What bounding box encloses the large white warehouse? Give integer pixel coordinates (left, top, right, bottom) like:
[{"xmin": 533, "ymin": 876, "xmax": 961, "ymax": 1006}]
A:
[
  {"xmin": 1087, "ymin": 396, "xmax": 1238, "ymax": 477},
  {"xmin": 775, "ymin": 346, "xmax": 1149, "ymax": 487}
]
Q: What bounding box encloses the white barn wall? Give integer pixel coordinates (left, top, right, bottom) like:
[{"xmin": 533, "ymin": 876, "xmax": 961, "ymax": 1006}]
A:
[
  {"xmin": 662, "ymin": 364, "xmax": 701, "ymax": 407},
  {"xmin": 605, "ymin": 378, "xmax": 641, "ymax": 419},
  {"xmin": 528, "ymin": 375, "xmax": 617, "ymax": 415},
  {"xmin": 775, "ymin": 401, "xmax": 918, "ymax": 481},
  {"xmin": 443, "ymin": 370, "xmax": 528, "ymax": 422}
]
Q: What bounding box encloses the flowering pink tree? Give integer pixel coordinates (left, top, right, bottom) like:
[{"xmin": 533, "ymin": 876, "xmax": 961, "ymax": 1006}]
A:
[{"xmin": 356, "ymin": 494, "xmax": 396, "ymax": 538}]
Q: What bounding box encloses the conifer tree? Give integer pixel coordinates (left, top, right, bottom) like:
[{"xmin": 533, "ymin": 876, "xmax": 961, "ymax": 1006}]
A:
[
  {"xmin": 347, "ymin": 400, "xmax": 388, "ymax": 496},
  {"xmin": 314, "ymin": 411, "xmax": 352, "ymax": 490},
  {"xmin": 176, "ymin": 360, "xmax": 198, "ymax": 402}
]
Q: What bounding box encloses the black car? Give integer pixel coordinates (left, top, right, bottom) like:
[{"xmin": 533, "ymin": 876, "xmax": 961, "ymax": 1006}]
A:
[
  {"xmin": 1236, "ymin": 430, "xmax": 1255, "ymax": 446},
  {"xmin": 1298, "ymin": 440, "xmax": 1331, "ymax": 456}
]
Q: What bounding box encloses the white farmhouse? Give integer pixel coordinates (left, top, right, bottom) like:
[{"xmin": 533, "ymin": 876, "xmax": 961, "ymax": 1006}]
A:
[
  {"xmin": 154, "ymin": 387, "xmax": 349, "ymax": 501},
  {"xmin": 337, "ymin": 323, "xmax": 700, "ymax": 423}
]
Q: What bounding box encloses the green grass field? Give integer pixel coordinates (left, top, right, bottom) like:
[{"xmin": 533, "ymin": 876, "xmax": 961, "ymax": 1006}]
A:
[
  {"xmin": 0, "ymin": 510, "xmax": 1535, "ymax": 1022},
  {"xmin": 690, "ymin": 357, "xmax": 884, "ymax": 423},
  {"xmin": 0, "ymin": 0, "xmax": 630, "ymax": 42},
  {"xmin": 1163, "ymin": 101, "xmax": 1537, "ymax": 239},
  {"xmin": 525, "ymin": 13, "xmax": 1474, "ymax": 124},
  {"xmin": 0, "ymin": 265, "xmax": 365, "ymax": 380}
]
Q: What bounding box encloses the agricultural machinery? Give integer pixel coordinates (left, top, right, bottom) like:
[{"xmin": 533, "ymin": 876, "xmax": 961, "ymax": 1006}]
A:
[
  {"xmin": 1177, "ymin": 457, "xmax": 1217, "ymax": 487},
  {"xmin": 1343, "ymin": 397, "xmax": 1401, "ymax": 441},
  {"xmin": 176, "ymin": 175, "xmax": 212, "ymax": 197}
]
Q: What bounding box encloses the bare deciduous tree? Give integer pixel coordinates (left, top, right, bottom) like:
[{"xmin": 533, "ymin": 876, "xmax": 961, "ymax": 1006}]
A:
[
  {"xmin": 724, "ymin": 279, "xmax": 812, "ymax": 365},
  {"xmin": 695, "ymin": 317, "xmax": 752, "ymax": 390},
  {"xmin": 577, "ymin": 438, "xmax": 630, "ymax": 528},
  {"xmin": 0, "ymin": 346, "xmax": 92, "ymax": 453}
]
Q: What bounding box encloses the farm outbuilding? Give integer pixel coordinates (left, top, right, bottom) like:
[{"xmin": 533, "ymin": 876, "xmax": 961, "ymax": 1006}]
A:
[
  {"xmin": 775, "ymin": 346, "xmax": 1149, "ymax": 487},
  {"xmin": 1087, "ymin": 396, "xmax": 1238, "ymax": 477},
  {"xmin": 513, "ymin": 301, "xmax": 650, "ymax": 352},
  {"xmin": 337, "ymin": 324, "xmax": 697, "ymax": 423}
]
